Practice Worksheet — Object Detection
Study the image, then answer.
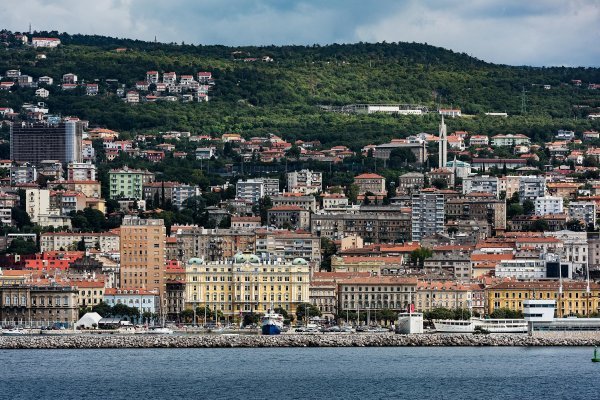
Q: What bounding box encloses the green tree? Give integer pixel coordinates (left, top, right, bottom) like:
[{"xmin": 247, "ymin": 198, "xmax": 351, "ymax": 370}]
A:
[
  {"xmin": 424, "ymin": 308, "xmax": 455, "ymax": 321},
  {"xmin": 507, "ymin": 203, "xmax": 524, "ymax": 218},
  {"xmin": 4, "ymin": 238, "xmax": 37, "ymax": 255},
  {"xmin": 347, "ymin": 184, "xmax": 360, "ymax": 204},
  {"xmin": 430, "ymin": 178, "xmax": 448, "ymax": 190},
  {"xmin": 295, "ymin": 303, "xmax": 321, "ymax": 321},
  {"xmin": 76, "ymin": 238, "xmax": 86, "ymax": 251},
  {"xmin": 566, "ymin": 219, "xmax": 584, "ymax": 232},
  {"xmin": 523, "ymin": 199, "xmax": 535, "ymax": 215},
  {"xmin": 490, "ymin": 308, "xmax": 523, "ymax": 319},
  {"xmin": 531, "ymin": 219, "xmax": 550, "ymax": 232},
  {"xmin": 253, "ymin": 196, "xmax": 273, "ymax": 225},
  {"xmin": 410, "ymin": 247, "xmax": 433, "ymax": 268},
  {"xmin": 320, "ymin": 237, "xmax": 337, "ymax": 272},
  {"xmin": 274, "ymin": 307, "xmax": 289, "ymax": 320},
  {"xmin": 91, "ymin": 301, "xmax": 112, "ymax": 317},
  {"xmin": 180, "ymin": 309, "xmax": 195, "ymax": 323}
]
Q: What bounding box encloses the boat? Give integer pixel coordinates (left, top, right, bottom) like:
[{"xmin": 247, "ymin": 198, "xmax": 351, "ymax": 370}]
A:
[
  {"xmin": 144, "ymin": 326, "xmax": 174, "ymax": 335},
  {"xmin": 433, "ymin": 318, "xmax": 527, "ymax": 333},
  {"xmin": 2, "ymin": 328, "xmax": 26, "ymax": 336},
  {"xmin": 475, "ymin": 318, "xmax": 527, "ymax": 333},
  {"xmin": 261, "ymin": 309, "xmax": 284, "ymax": 335},
  {"xmin": 395, "ymin": 312, "xmax": 424, "ymax": 334},
  {"xmin": 433, "ymin": 319, "xmax": 477, "ymax": 333}
]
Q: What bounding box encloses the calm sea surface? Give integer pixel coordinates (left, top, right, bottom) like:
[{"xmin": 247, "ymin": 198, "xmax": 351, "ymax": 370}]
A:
[{"xmin": 0, "ymin": 346, "xmax": 597, "ymax": 399}]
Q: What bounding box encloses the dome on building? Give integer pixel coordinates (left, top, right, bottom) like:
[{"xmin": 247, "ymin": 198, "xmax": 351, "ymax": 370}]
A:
[
  {"xmin": 233, "ymin": 253, "xmax": 248, "ymax": 264},
  {"xmin": 292, "ymin": 258, "xmax": 309, "ymax": 266},
  {"xmin": 188, "ymin": 257, "xmax": 203, "ymax": 265},
  {"xmin": 248, "ymin": 254, "xmax": 261, "ymax": 264}
]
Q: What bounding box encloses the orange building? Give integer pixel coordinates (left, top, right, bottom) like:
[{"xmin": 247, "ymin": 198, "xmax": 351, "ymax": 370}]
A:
[{"xmin": 119, "ymin": 216, "xmax": 166, "ymax": 305}]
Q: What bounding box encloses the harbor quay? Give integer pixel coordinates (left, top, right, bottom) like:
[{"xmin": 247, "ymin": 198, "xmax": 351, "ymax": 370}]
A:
[{"xmin": 2, "ymin": 333, "xmax": 600, "ymax": 349}]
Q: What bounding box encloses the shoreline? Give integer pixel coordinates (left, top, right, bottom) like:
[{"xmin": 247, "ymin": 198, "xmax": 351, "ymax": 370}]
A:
[{"xmin": 2, "ymin": 333, "xmax": 600, "ymax": 349}]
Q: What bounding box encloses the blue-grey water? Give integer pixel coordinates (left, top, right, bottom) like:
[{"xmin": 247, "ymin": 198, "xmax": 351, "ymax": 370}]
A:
[{"xmin": 0, "ymin": 347, "xmax": 597, "ymax": 399}]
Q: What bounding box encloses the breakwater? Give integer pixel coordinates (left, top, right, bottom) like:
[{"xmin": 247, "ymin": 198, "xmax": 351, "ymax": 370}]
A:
[{"xmin": 2, "ymin": 333, "xmax": 600, "ymax": 349}]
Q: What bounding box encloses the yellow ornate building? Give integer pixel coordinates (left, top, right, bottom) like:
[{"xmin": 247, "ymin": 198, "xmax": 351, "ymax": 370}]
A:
[
  {"xmin": 185, "ymin": 254, "xmax": 310, "ymax": 319},
  {"xmin": 487, "ymin": 281, "xmax": 600, "ymax": 316}
]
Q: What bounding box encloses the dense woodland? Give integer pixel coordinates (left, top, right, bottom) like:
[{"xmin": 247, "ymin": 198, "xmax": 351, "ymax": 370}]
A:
[{"xmin": 1, "ymin": 31, "xmax": 599, "ymax": 150}]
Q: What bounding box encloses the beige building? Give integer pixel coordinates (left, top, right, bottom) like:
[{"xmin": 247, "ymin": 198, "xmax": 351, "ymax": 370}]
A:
[
  {"xmin": 267, "ymin": 206, "xmax": 311, "ymax": 230},
  {"xmin": 185, "ymin": 254, "xmax": 310, "ymax": 318},
  {"xmin": 415, "ymin": 281, "xmax": 474, "ymax": 312},
  {"xmin": 174, "ymin": 227, "xmax": 256, "ymax": 262},
  {"xmin": 338, "ymin": 276, "xmax": 418, "ymax": 314},
  {"xmin": 25, "ymin": 188, "xmax": 51, "ymax": 224},
  {"xmin": 0, "ymin": 285, "xmax": 78, "ymax": 327},
  {"xmin": 40, "ymin": 232, "xmax": 120, "ymax": 252},
  {"xmin": 47, "ymin": 180, "xmax": 102, "ymax": 198},
  {"xmin": 310, "ymin": 271, "xmax": 371, "ymax": 319},
  {"xmin": 75, "ymin": 280, "xmax": 106, "ymax": 309},
  {"xmin": 120, "ymin": 216, "xmax": 166, "ymax": 302},
  {"xmin": 354, "ymin": 173, "xmax": 386, "ymax": 195},
  {"xmin": 331, "ymin": 256, "xmax": 403, "ymax": 275},
  {"xmin": 321, "ymin": 193, "xmax": 349, "ymax": 209},
  {"xmin": 271, "ymin": 193, "xmax": 317, "ymax": 212},
  {"xmin": 397, "ymin": 172, "xmax": 425, "ymax": 195},
  {"xmin": 231, "ymin": 216, "xmax": 261, "ymax": 230},
  {"xmin": 254, "ymin": 229, "xmax": 321, "ymax": 264}
]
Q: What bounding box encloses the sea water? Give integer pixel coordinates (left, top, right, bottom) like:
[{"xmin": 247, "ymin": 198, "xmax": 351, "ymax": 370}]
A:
[{"xmin": 0, "ymin": 347, "xmax": 596, "ymax": 399}]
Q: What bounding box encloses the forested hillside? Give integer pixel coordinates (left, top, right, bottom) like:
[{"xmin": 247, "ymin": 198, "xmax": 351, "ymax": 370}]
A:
[{"xmin": 1, "ymin": 30, "xmax": 599, "ymax": 148}]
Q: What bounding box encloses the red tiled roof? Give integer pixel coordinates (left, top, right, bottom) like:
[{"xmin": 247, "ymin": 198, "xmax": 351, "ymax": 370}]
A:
[{"xmin": 355, "ymin": 173, "xmax": 384, "ymax": 179}]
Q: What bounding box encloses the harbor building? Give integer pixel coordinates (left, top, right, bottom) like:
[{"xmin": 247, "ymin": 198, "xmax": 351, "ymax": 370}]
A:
[
  {"xmin": 0, "ymin": 285, "xmax": 79, "ymax": 328},
  {"xmin": 337, "ymin": 276, "xmax": 418, "ymax": 315},
  {"xmin": 487, "ymin": 281, "xmax": 600, "ymax": 317},
  {"xmin": 184, "ymin": 254, "xmax": 310, "ymax": 319}
]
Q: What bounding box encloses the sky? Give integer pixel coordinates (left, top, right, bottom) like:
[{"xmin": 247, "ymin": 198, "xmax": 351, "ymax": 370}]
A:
[{"xmin": 1, "ymin": 0, "xmax": 599, "ymax": 67}]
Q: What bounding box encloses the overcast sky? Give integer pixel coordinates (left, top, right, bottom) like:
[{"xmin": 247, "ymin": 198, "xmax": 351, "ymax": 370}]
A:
[{"xmin": 1, "ymin": 0, "xmax": 599, "ymax": 66}]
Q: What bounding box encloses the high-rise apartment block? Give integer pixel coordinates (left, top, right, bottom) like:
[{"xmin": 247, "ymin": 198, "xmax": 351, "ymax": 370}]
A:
[
  {"xmin": 411, "ymin": 191, "xmax": 445, "ymax": 241},
  {"xmin": 10, "ymin": 121, "xmax": 83, "ymax": 164},
  {"xmin": 119, "ymin": 216, "xmax": 166, "ymax": 303}
]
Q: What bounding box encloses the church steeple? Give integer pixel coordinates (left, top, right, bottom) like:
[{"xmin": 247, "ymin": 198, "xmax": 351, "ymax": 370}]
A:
[{"xmin": 438, "ymin": 115, "xmax": 448, "ymax": 168}]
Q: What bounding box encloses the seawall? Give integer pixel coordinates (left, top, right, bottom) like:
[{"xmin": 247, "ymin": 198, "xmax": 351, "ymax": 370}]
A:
[{"xmin": 2, "ymin": 333, "xmax": 600, "ymax": 349}]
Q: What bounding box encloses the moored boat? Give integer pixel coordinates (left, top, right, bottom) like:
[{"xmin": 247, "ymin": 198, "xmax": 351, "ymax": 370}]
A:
[
  {"xmin": 474, "ymin": 318, "xmax": 527, "ymax": 333},
  {"xmin": 433, "ymin": 319, "xmax": 476, "ymax": 333},
  {"xmin": 261, "ymin": 309, "xmax": 284, "ymax": 335},
  {"xmin": 2, "ymin": 328, "xmax": 26, "ymax": 336},
  {"xmin": 396, "ymin": 312, "xmax": 424, "ymax": 334},
  {"xmin": 434, "ymin": 318, "xmax": 527, "ymax": 333},
  {"xmin": 144, "ymin": 327, "xmax": 174, "ymax": 335}
]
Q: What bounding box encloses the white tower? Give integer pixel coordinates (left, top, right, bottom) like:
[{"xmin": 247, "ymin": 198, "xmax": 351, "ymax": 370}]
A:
[{"xmin": 438, "ymin": 115, "xmax": 448, "ymax": 168}]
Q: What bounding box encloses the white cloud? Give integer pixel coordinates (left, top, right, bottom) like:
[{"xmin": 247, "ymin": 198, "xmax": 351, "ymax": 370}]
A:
[
  {"xmin": 354, "ymin": 0, "xmax": 600, "ymax": 66},
  {"xmin": 0, "ymin": 0, "xmax": 598, "ymax": 66}
]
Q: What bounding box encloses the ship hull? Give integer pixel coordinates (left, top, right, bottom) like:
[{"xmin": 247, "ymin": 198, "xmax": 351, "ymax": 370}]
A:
[{"xmin": 261, "ymin": 324, "xmax": 281, "ymax": 335}]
